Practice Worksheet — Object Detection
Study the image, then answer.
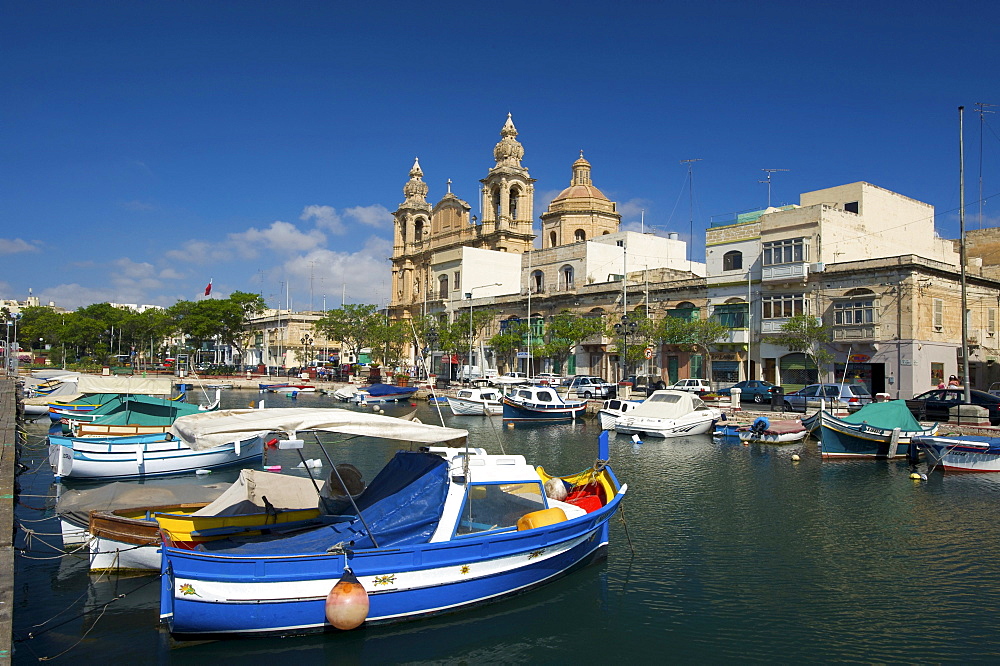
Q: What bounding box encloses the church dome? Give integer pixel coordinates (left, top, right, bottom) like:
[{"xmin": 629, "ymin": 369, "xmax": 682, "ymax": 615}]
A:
[{"xmin": 550, "ymin": 152, "xmax": 610, "ymax": 203}]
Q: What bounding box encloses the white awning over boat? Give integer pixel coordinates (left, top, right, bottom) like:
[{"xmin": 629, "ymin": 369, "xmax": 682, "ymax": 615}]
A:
[
  {"xmin": 170, "ymin": 407, "xmax": 470, "ymax": 451},
  {"xmin": 76, "ymin": 375, "xmax": 175, "ymax": 396}
]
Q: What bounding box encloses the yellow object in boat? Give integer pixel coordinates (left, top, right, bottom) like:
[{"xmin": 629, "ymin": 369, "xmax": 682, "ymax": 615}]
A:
[{"xmin": 517, "ymin": 507, "xmax": 567, "ymax": 531}]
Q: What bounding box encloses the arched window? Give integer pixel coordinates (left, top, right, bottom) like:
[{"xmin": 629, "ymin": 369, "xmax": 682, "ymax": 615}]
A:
[
  {"xmin": 509, "ymin": 188, "xmax": 519, "ymax": 221},
  {"xmin": 560, "ymin": 265, "xmax": 575, "ymax": 290},
  {"xmin": 531, "ymin": 270, "xmax": 544, "ymax": 294},
  {"xmin": 723, "ymin": 250, "xmax": 742, "ymax": 271},
  {"xmin": 574, "ymin": 229, "xmax": 586, "ymax": 242},
  {"xmin": 438, "ymin": 275, "xmax": 449, "ymax": 299},
  {"xmin": 414, "ymin": 218, "xmax": 425, "ymax": 241},
  {"xmin": 549, "ymin": 231, "xmax": 557, "ymax": 247},
  {"xmin": 492, "ymin": 187, "xmax": 501, "ymax": 220},
  {"xmin": 400, "ymin": 220, "xmax": 408, "ymax": 244}
]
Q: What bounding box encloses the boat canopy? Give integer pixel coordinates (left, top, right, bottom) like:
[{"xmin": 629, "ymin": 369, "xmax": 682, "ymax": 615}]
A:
[
  {"xmin": 56, "ymin": 480, "xmax": 230, "ymax": 528},
  {"xmin": 837, "ymin": 400, "xmax": 924, "ymax": 431},
  {"xmin": 170, "ymin": 407, "xmax": 469, "ymax": 451},
  {"xmin": 630, "ymin": 390, "xmax": 708, "ymax": 418}
]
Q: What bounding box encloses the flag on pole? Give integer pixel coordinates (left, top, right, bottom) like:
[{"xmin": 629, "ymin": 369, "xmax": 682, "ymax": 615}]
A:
[{"xmin": 205, "ymin": 279, "xmax": 213, "ymax": 296}]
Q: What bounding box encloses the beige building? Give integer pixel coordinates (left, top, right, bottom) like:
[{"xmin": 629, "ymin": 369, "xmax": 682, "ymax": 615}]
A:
[{"xmin": 539, "ymin": 153, "xmax": 620, "ymax": 248}]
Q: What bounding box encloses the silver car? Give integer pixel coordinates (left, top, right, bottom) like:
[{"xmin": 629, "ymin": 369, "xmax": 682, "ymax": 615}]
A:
[{"xmin": 782, "ymin": 383, "xmax": 873, "ymax": 413}]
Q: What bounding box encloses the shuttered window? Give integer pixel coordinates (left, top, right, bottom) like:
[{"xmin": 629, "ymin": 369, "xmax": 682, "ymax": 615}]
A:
[{"xmin": 933, "ymin": 298, "xmax": 943, "ymax": 331}]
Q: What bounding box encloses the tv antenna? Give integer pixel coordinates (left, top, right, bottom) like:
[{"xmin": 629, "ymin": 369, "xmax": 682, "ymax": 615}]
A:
[
  {"xmin": 680, "ymin": 158, "xmax": 703, "ymax": 265},
  {"xmin": 976, "ymin": 102, "xmax": 996, "ymax": 229},
  {"xmin": 759, "ymin": 169, "xmax": 789, "ymax": 208}
]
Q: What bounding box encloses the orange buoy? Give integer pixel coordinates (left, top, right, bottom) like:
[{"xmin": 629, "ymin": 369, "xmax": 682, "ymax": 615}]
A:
[{"xmin": 325, "ymin": 566, "xmax": 369, "ymax": 630}]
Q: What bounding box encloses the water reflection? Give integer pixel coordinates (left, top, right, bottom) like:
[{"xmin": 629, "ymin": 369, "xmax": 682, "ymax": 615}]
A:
[{"xmin": 13, "ymin": 392, "xmax": 1000, "ymax": 662}]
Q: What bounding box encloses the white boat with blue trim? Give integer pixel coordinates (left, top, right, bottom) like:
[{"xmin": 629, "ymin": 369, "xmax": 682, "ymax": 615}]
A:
[
  {"xmin": 501, "ymin": 385, "xmax": 587, "ymax": 422},
  {"xmin": 158, "ymin": 407, "xmax": 626, "ymax": 637}
]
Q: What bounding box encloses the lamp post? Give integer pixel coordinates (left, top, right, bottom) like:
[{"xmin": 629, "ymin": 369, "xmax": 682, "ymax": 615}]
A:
[
  {"xmin": 465, "ymin": 283, "xmax": 501, "ymax": 382},
  {"xmin": 427, "ymin": 327, "xmax": 439, "ymax": 381},
  {"xmin": 300, "ymin": 333, "xmax": 314, "ymax": 364},
  {"xmin": 613, "ymin": 315, "xmax": 638, "ymax": 382}
]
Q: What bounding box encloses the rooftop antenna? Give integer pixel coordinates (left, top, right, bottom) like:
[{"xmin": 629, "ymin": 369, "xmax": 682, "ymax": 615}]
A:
[
  {"xmin": 975, "ymin": 102, "xmax": 996, "ymax": 229},
  {"xmin": 680, "ymin": 159, "xmax": 702, "ymax": 265},
  {"xmin": 759, "ymin": 169, "xmax": 789, "ymax": 208}
]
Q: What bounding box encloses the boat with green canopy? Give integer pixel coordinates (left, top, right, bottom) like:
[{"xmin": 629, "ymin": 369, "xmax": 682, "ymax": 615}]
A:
[{"xmin": 818, "ymin": 399, "xmax": 938, "ymax": 459}]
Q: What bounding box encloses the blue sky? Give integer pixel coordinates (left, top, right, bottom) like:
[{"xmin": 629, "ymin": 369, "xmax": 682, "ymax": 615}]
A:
[{"xmin": 3, "ymin": 1, "xmax": 998, "ymax": 311}]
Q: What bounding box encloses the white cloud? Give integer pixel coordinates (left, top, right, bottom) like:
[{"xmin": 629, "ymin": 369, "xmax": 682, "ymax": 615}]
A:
[
  {"xmin": 344, "ymin": 204, "xmax": 392, "ymax": 229},
  {"xmin": 268, "ymin": 236, "xmax": 393, "ymax": 309},
  {"xmin": 301, "ymin": 205, "xmax": 344, "ymax": 234},
  {"xmin": 0, "ymin": 238, "xmax": 39, "ymax": 255},
  {"xmin": 227, "ymin": 221, "xmax": 326, "ymax": 259}
]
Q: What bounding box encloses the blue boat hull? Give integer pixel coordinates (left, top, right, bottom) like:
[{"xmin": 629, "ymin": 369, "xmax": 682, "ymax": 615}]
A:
[
  {"xmin": 818, "ymin": 414, "xmax": 933, "ymax": 459},
  {"xmin": 161, "ymin": 499, "xmax": 620, "ymax": 636}
]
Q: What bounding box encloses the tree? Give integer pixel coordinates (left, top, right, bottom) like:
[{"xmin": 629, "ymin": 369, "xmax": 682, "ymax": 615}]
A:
[
  {"xmin": 763, "ymin": 313, "xmax": 834, "ymax": 381},
  {"xmin": 608, "ymin": 313, "xmax": 656, "ymax": 377},
  {"xmin": 313, "ymin": 304, "xmax": 383, "ymax": 364},
  {"xmin": 489, "ymin": 319, "xmax": 528, "ymax": 373},
  {"xmin": 656, "ymin": 314, "xmax": 728, "ymax": 384},
  {"xmin": 541, "ymin": 311, "xmax": 604, "ymax": 374}
]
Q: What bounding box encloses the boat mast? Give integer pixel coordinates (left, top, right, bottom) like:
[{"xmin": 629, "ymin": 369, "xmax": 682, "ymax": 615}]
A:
[{"xmin": 960, "ymin": 106, "xmax": 971, "ymax": 404}]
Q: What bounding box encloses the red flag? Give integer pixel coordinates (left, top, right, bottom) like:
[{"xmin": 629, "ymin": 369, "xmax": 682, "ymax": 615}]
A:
[{"xmin": 204, "ymin": 279, "xmax": 213, "ymax": 296}]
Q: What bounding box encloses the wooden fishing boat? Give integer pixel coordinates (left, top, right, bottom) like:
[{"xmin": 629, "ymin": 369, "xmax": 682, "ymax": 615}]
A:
[
  {"xmin": 501, "ymin": 385, "xmax": 587, "ymax": 422},
  {"xmin": 158, "ymin": 408, "xmax": 626, "ymax": 637},
  {"xmin": 818, "ymin": 400, "xmax": 938, "ymax": 459},
  {"xmin": 913, "ymin": 435, "xmax": 1000, "ymax": 472}
]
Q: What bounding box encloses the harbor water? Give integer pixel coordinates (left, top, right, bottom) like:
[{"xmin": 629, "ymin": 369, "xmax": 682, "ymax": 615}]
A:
[{"xmin": 12, "ymin": 391, "xmax": 1000, "ymax": 663}]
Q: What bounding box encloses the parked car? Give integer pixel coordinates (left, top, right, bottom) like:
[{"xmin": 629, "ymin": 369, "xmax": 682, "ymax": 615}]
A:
[
  {"xmin": 718, "ymin": 380, "xmax": 778, "ymax": 404},
  {"xmin": 626, "ymin": 374, "xmax": 667, "ymax": 397},
  {"xmin": 565, "ymin": 375, "xmax": 615, "ymax": 399},
  {"xmin": 782, "ymin": 383, "xmax": 873, "ymax": 413},
  {"xmin": 909, "ymin": 388, "xmax": 1000, "ymax": 426},
  {"xmin": 533, "ymin": 373, "xmax": 564, "ymax": 386},
  {"xmin": 670, "ymin": 378, "xmax": 712, "ymax": 394}
]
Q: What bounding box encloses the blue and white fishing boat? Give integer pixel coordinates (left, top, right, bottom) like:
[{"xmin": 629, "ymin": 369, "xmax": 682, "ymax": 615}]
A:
[
  {"xmin": 913, "ymin": 435, "xmax": 1000, "ymax": 472},
  {"xmin": 157, "ymin": 407, "xmax": 626, "ymax": 637},
  {"xmin": 49, "ymin": 413, "xmax": 265, "ymax": 480},
  {"xmin": 501, "ymin": 385, "xmax": 587, "ymax": 422},
  {"xmin": 818, "ymin": 400, "xmax": 937, "ymax": 459}
]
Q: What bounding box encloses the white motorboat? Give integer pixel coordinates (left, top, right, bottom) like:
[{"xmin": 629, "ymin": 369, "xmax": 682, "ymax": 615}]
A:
[
  {"xmin": 333, "ymin": 385, "xmax": 360, "ymax": 401},
  {"xmin": 614, "ymin": 390, "xmax": 722, "ymax": 438},
  {"xmin": 597, "ymin": 398, "xmax": 642, "ymax": 430},
  {"xmin": 447, "ymin": 387, "xmax": 503, "ymax": 415}
]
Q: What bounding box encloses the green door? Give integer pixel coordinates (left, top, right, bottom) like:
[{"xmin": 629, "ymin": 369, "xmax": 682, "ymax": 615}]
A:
[{"xmin": 667, "ymin": 356, "xmax": 679, "ymax": 384}]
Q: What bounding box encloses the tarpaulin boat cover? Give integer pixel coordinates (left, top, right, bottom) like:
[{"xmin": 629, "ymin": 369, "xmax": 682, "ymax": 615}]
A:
[
  {"xmin": 191, "ymin": 469, "xmax": 320, "ymax": 517},
  {"xmin": 56, "ymin": 481, "xmax": 230, "ymax": 528},
  {"xmin": 364, "ymin": 383, "xmax": 417, "ymax": 397},
  {"xmin": 629, "ymin": 390, "xmax": 709, "ymax": 419},
  {"xmin": 76, "ymin": 375, "xmax": 174, "ymax": 396},
  {"xmin": 838, "ymin": 400, "xmax": 924, "ymax": 431},
  {"xmin": 170, "ymin": 407, "xmax": 469, "ymax": 451},
  {"xmin": 86, "ymin": 395, "xmax": 207, "ymax": 426},
  {"xmin": 201, "ymin": 451, "xmax": 450, "ymax": 552}
]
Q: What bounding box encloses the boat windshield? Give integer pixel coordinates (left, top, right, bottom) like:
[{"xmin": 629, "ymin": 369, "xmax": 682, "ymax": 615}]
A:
[{"xmin": 456, "ymin": 482, "xmax": 546, "ymax": 535}]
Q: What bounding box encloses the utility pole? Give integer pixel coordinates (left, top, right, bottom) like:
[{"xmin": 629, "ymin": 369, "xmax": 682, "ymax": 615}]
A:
[
  {"xmin": 680, "ymin": 159, "xmax": 702, "ymax": 266},
  {"xmin": 960, "ymin": 106, "xmax": 971, "ymax": 404},
  {"xmin": 759, "ymin": 169, "xmax": 789, "ymax": 208}
]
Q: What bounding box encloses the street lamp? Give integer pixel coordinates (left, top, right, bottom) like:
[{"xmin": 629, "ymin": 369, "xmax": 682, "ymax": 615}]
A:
[
  {"xmin": 426, "ymin": 327, "xmax": 439, "ymax": 381},
  {"xmin": 614, "ymin": 315, "xmax": 638, "ymax": 382},
  {"xmin": 465, "ymin": 283, "xmax": 501, "ymax": 382},
  {"xmin": 300, "ymin": 333, "xmax": 314, "ymax": 369}
]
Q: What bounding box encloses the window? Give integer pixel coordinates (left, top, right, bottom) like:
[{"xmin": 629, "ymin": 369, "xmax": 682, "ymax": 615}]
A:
[
  {"xmin": 723, "ymin": 250, "xmax": 743, "ymax": 271},
  {"xmin": 560, "ymin": 265, "xmax": 575, "ymax": 290},
  {"xmin": 439, "ymin": 275, "xmax": 449, "ymax": 299},
  {"xmin": 844, "ymin": 201, "xmax": 859, "ymax": 214},
  {"xmin": 414, "ymin": 218, "xmax": 425, "ymax": 241},
  {"xmin": 575, "ymin": 229, "xmax": 586, "ymax": 242},
  {"xmin": 549, "ymin": 231, "xmax": 557, "ymax": 247},
  {"xmin": 933, "ymin": 298, "xmax": 944, "ymax": 331},
  {"xmin": 531, "ymin": 270, "xmax": 544, "ymax": 294},
  {"xmin": 762, "ymin": 294, "xmax": 807, "ymax": 319},
  {"xmin": 454, "ymin": 482, "xmax": 547, "ymax": 533},
  {"xmin": 834, "ymin": 299, "xmax": 875, "ymax": 325},
  {"xmin": 454, "ymin": 271, "xmax": 461, "ymax": 292},
  {"xmin": 713, "ymin": 302, "xmax": 748, "ymax": 328},
  {"xmin": 989, "ymin": 308, "xmax": 996, "ymax": 335},
  {"xmin": 762, "ymin": 238, "xmax": 807, "ymax": 266},
  {"xmin": 509, "ymin": 188, "xmax": 519, "ymax": 220},
  {"xmin": 669, "ymin": 302, "xmax": 700, "ymax": 322}
]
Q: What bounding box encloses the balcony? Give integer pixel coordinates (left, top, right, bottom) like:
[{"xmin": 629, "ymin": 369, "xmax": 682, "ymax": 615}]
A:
[
  {"xmin": 833, "ymin": 325, "xmax": 879, "ymax": 341},
  {"xmin": 762, "ymin": 262, "xmax": 809, "ymax": 283},
  {"xmin": 720, "ymin": 328, "xmax": 749, "ymax": 345}
]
